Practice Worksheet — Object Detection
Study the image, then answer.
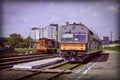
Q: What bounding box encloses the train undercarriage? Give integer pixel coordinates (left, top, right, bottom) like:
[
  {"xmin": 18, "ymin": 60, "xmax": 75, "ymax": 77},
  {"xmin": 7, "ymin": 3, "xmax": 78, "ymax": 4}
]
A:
[{"xmin": 60, "ymin": 50, "xmax": 102, "ymax": 62}]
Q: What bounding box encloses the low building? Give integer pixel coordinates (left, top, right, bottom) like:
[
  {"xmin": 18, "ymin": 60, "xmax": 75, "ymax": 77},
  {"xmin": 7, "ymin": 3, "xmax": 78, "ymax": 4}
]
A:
[{"xmin": 102, "ymin": 36, "xmax": 110, "ymax": 45}]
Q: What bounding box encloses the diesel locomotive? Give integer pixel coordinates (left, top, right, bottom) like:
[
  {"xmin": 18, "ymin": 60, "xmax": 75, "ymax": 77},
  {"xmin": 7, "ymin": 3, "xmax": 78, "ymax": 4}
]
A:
[
  {"xmin": 36, "ymin": 38, "xmax": 59, "ymax": 53},
  {"xmin": 59, "ymin": 22, "xmax": 102, "ymax": 62}
]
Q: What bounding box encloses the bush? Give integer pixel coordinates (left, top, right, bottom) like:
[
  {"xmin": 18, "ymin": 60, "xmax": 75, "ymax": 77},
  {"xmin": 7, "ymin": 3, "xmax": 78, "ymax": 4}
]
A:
[
  {"xmin": 103, "ymin": 45, "xmax": 120, "ymax": 51},
  {"xmin": 14, "ymin": 48, "xmax": 36, "ymax": 53}
]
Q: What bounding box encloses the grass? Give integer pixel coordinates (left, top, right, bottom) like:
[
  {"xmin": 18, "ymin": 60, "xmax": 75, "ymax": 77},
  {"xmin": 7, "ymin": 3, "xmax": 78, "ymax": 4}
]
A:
[
  {"xmin": 103, "ymin": 45, "xmax": 120, "ymax": 51},
  {"xmin": 14, "ymin": 48, "xmax": 36, "ymax": 53},
  {"xmin": 53, "ymin": 74, "xmax": 68, "ymax": 80},
  {"xmin": 56, "ymin": 63, "xmax": 78, "ymax": 70},
  {"xmin": 26, "ymin": 73, "xmax": 67, "ymax": 80},
  {"xmin": 27, "ymin": 73, "xmax": 55, "ymax": 80},
  {"xmin": 73, "ymin": 64, "xmax": 84, "ymax": 70}
]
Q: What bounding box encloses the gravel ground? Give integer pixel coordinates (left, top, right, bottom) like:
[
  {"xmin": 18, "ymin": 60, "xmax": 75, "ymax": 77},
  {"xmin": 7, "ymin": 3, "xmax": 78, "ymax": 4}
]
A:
[
  {"xmin": 65, "ymin": 50, "xmax": 120, "ymax": 80},
  {"xmin": 0, "ymin": 50, "xmax": 119, "ymax": 80},
  {"xmin": 0, "ymin": 69, "xmax": 33, "ymax": 80}
]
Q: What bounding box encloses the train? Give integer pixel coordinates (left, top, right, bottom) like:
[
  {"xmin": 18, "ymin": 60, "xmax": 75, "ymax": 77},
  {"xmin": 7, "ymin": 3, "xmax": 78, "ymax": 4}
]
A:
[
  {"xmin": 36, "ymin": 38, "xmax": 59, "ymax": 53},
  {"xmin": 59, "ymin": 22, "xmax": 102, "ymax": 62}
]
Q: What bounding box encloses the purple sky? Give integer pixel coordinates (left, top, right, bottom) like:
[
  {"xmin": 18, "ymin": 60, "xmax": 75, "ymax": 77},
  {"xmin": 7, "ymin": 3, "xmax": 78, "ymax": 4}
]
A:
[{"xmin": 1, "ymin": 0, "xmax": 119, "ymax": 40}]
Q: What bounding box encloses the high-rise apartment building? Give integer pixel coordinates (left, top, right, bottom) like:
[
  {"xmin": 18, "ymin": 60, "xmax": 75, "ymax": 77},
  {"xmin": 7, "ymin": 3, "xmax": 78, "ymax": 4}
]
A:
[
  {"xmin": 30, "ymin": 24, "xmax": 58, "ymax": 47},
  {"xmin": 48, "ymin": 24, "xmax": 58, "ymax": 40}
]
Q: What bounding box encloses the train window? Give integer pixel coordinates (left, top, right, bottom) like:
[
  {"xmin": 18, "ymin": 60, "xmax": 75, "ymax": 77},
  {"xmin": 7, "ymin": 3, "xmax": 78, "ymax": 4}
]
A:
[
  {"xmin": 40, "ymin": 41, "xmax": 44, "ymax": 46},
  {"xmin": 62, "ymin": 33, "xmax": 73, "ymax": 38},
  {"xmin": 74, "ymin": 38, "xmax": 78, "ymax": 41},
  {"xmin": 61, "ymin": 38, "xmax": 73, "ymax": 42},
  {"xmin": 74, "ymin": 33, "xmax": 86, "ymax": 42},
  {"xmin": 48, "ymin": 41, "xmax": 53, "ymax": 47},
  {"xmin": 61, "ymin": 33, "xmax": 73, "ymax": 42}
]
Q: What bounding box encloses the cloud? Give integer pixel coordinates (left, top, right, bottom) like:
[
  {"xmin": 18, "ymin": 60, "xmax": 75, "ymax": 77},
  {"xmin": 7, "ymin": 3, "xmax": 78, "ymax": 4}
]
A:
[
  {"xmin": 93, "ymin": 12, "xmax": 99, "ymax": 17},
  {"xmin": 106, "ymin": 5, "xmax": 118, "ymax": 12},
  {"xmin": 67, "ymin": 12, "xmax": 77, "ymax": 18},
  {"xmin": 71, "ymin": 13, "xmax": 77, "ymax": 17}
]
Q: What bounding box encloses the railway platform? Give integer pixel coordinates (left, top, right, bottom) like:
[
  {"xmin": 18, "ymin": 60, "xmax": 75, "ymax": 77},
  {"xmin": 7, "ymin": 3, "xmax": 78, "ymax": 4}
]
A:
[
  {"xmin": 65, "ymin": 50, "xmax": 119, "ymax": 80},
  {"xmin": 12, "ymin": 57, "xmax": 63, "ymax": 69}
]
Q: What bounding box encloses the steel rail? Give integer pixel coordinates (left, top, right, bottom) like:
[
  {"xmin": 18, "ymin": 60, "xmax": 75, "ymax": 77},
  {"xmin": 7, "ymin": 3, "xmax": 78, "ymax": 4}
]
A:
[{"xmin": 14, "ymin": 61, "xmax": 69, "ymax": 80}]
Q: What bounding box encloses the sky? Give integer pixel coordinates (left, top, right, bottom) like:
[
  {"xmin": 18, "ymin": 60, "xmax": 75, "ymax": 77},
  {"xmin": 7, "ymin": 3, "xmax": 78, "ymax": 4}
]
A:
[{"xmin": 1, "ymin": 0, "xmax": 119, "ymax": 40}]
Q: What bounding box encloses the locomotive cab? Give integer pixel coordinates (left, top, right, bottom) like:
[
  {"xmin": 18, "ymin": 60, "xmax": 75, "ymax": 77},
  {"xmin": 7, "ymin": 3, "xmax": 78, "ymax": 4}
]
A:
[
  {"xmin": 59, "ymin": 22, "xmax": 102, "ymax": 62},
  {"xmin": 36, "ymin": 38, "xmax": 58, "ymax": 54},
  {"xmin": 36, "ymin": 39, "xmax": 47, "ymax": 53},
  {"xmin": 59, "ymin": 23, "xmax": 88, "ymax": 62}
]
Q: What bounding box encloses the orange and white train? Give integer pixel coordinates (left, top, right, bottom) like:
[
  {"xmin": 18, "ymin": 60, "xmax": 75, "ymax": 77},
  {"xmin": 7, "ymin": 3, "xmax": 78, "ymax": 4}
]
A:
[{"xmin": 36, "ymin": 38, "xmax": 58, "ymax": 53}]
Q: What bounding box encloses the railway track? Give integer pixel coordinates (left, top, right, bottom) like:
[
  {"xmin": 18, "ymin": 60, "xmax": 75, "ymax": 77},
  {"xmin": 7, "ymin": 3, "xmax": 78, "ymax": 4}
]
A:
[
  {"xmin": 0, "ymin": 52, "xmax": 52, "ymax": 58},
  {"xmin": 0, "ymin": 53, "xmax": 57, "ymax": 70},
  {"xmin": 0, "ymin": 51, "xmax": 103, "ymax": 80},
  {"xmin": 0, "ymin": 54, "xmax": 52, "ymax": 62},
  {"xmin": 0, "ymin": 56, "xmax": 55, "ymax": 69},
  {"xmin": 13, "ymin": 53, "xmax": 101, "ymax": 80},
  {"xmin": 48, "ymin": 63, "xmax": 81, "ymax": 80},
  {"xmin": 14, "ymin": 61, "xmax": 81, "ymax": 80}
]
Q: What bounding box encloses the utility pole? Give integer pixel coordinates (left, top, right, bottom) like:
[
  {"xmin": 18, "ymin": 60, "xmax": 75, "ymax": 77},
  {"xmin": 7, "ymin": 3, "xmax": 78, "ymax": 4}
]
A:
[
  {"xmin": 110, "ymin": 31, "xmax": 112, "ymax": 43},
  {"xmin": 29, "ymin": 32, "xmax": 31, "ymax": 48}
]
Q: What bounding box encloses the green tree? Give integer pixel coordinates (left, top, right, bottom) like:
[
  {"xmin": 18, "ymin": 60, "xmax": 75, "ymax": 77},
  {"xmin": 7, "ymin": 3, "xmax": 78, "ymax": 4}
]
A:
[
  {"xmin": 18, "ymin": 36, "xmax": 30, "ymax": 48},
  {"xmin": 8, "ymin": 33, "xmax": 23, "ymax": 48},
  {"xmin": 23, "ymin": 36, "xmax": 30, "ymax": 48},
  {"xmin": 0, "ymin": 37, "xmax": 8, "ymax": 47}
]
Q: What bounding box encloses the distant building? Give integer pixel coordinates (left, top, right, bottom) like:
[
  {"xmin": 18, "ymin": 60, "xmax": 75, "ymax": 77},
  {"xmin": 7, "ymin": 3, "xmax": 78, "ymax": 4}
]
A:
[
  {"xmin": 48, "ymin": 24, "xmax": 58, "ymax": 40},
  {"xmin": 103, "ymin": 36, "xmax": 109, "ymax": 41},
  {"xmin": 31, "ymin": 28, "xmax": 42, "ymax": 41},
  {"xmin": 30, "ymin": 24, "xmax": 58, "ymax": 47},
  {"xmin": 102, "ymin": 36, "xmax": 110, "ymax": 45},
  {"xmin": 58, "ymin": 26, "xmax": 62, "ymax": 42}
]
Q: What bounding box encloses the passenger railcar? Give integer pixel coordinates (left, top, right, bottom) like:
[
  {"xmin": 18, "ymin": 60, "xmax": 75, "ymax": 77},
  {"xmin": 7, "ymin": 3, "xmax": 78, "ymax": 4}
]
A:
[
  {"xmin": 36, "ymin": 38, "xmax": 58, "ymax": 53},
  {"xmin": 59, "ymin": 22, "xmax": 102, "ymax": 62}
]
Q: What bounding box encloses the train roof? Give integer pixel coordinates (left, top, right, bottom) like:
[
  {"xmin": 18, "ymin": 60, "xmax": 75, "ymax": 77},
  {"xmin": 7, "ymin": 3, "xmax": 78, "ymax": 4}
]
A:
[
  {"xmin": 62, "ymin": 22, "xmax": 101, "ymax": 41},
  {"xmin": 62, "ymin": 22, "xmax": 92, "ymax": 33}
]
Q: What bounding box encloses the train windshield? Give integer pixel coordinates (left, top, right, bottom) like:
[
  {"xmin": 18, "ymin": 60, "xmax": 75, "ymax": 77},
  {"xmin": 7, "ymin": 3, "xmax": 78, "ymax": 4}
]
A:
[
  {"xmin": 61, "ymin": 33, "xmax": 73, "ymax": 42},
  {"xmin": 74, "ymin": 33, "xmax": 86, "ymax": 42},
  {"xmin": 62, "ymin": 33, "xmax": 73, "ymax": 38},
  {"xmin": 61, "ymin": 32, "xmax": 86, "ymax": 43}
]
